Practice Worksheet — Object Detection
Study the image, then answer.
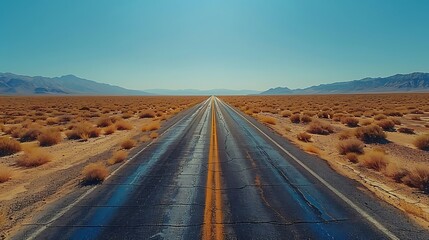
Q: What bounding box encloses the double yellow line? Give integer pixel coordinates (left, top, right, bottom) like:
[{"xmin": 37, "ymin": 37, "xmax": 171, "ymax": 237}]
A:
[{"xmin": 202, "ymin": 98, "xmax": 224, "ymax": 240}]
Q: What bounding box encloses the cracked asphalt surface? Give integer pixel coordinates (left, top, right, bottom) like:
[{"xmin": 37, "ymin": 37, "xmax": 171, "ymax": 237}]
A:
[{"xmin": 16, "ymin": 97, "xmax": 429, "ymax": 239}]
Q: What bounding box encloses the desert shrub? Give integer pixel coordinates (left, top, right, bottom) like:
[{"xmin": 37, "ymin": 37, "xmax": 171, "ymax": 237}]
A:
[
  {"xmin": 402, "ymin": 166, "xmax": 429, "ymax": 192},
  {"xmin": 38, "ymin": 128, "xmax": 62, "ymax": 146},
  {"xmin": 376, "ymin": 119, "xmax": 396, "ymax": 131},
  {"xmin": 360, "ymin": 119, "xmax": 373, "ymax": 126},
  {"xmin": 290, "ymin": 114, "xmax": 301, "ymax": 123},
  {"xmin": 303, "ymin": 144, "xmax": 321, "ymax": 155},
  {"xmin": 341, "ymin": 117, "xmax": 359, "ymax": 127},
  {"xmin": 307, "ymin": 121, "xmax": 334, "ymax": 135},
  {"xmin": 121, "ymin": 139, "xmax": 136, "ymax": 149},
  {"xmin": 66, "ymin": 122, "xmax": 101, "ymax": 140},
  {"xmin": 58, "ymin": 115, "xmax": 73, "ymax": 123},
  {"xmin": 17, "ymin": 147, "xmax": 52, "ymax": 167},
  {"xmin": 338, "ymin": 130, "xmax": 353, "ymax": 140},
  {"xmin": 384, "ymin": 110, "xmax": 403, "ymax": 117},
  {"xmin": 300, "ymin": 115, "xmax": 312, "ymax": 124},
  {"xmin": 107, "ymin": 150, "xmax": 128, "ymax": 165},
  {"xmin": 297, "ymin": 132, "xmax": 311, "ymax": 142},
  {"xmin": 391, "ymin": 118, "xmax": 401, "ymax": 125},
  {"xmin": 280, "ymin": 110, "xmax": 292, "ymax": 117},
  {"xmin": 0, "ymin": 166, "xmax": 12, "ymax": 183},
  {"xmin": 359, "ymin": 151, "xmax": 389, "ymax": 171},
  {"xmin": 355, "ymin": 125, "xmax": 386, "ymax": 143},
  {"xmin": 96, "ymin": 117, "xmax": 113, "ymax": 127},
  {"xmin": 46, "ymin": 117, "xmax": 59, "ymax": 125},
  {"xmin": 410, "ymin": 109, "xmax": 424, "ymax": 114},
  {"xmin": 337, "ymin": 139, "xmax": 364, "ymax": 155},
  {"xmin": 332, "ymin": 113, "xmax": 344, "ymax": 122},
  {"xmin": 346, "ymin": 153, "xmax": 359, "ymax": 163},
  {"xmin": 317, "ymin": 111, "xmax": 331, "ymax": 119},
  {"xmin": 10, "ymin": 127, "xmax": 24, "ymax": 138},
  {"xmin": 397, "ymin": 127, "xmax": 414, "ymax": 134},
  {"xmin": 122, "ymin": 112, "xmax": 133, "ymax": 119},
  {"xmin": 0, "ymin": 137, "xmax": 21, "ymax": 156},
  {"xmin": 384, "ymin": 164, "xmax": 408, "ymax": 183},
  {"xmin": 142, "ymin": 121, "xmax": 161, "ymax": 132},
  {"xmin": 259, "ymin": 116, "xmax": 277, "ymax": 125},
  {"xmin": 374, "ymin": 114, "xmax": 387, "ymax": 120},
  {"xmin": 140, "ymin": 135, "xmax": 151, "ymax": 142},
  {"xmin": 139, "ymin": 110, "xmax": 156, "ymax": 118},
  {"xmin": 115, "ymin": 120, "xmax": 133, "ymax": 130},
  {"xmin": 19, "ymin": 128, "xmax": 42, "ymax": 142},
  {"xmin": 414, "ymin": 134, "xmax": 429, "ymax": 150},
  {"xmin": 103, "ymin": 125, "xmax": 117, "ymax": 135},
  {"xmin": 82, "ymin": 162, "xmax": 109, "ymax": 184},
  {"xmin": 150, "ymin": 132, "xmax": 159, "ymax": 139}
]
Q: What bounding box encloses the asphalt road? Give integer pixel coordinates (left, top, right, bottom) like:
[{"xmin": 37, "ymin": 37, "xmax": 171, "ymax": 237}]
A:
[{"xmin": 16, "ymin": 97, "xmax": 429, "ymax": 240}]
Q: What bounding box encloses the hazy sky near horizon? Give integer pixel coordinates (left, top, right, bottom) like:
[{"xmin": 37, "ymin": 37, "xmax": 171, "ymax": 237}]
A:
[{"xmin": 1, "ymin": 0, "xmax": 428, "ymax": 91}]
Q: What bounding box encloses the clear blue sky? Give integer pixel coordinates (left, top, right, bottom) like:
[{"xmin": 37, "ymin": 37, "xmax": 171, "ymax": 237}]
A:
[{"xmin": 1, "ymin": 0, "xmax": 428, "ymax": 91}]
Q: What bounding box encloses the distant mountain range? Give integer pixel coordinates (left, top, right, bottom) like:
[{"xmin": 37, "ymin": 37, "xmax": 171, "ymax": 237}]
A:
[
  {"xmin": 261, "ymin": 72, "xmax": 429, "ymax": 95},
  {"xmin": 2, "ymin": 72, "xmax": 428, "ymax": 96},
  {"xmin": 0, "ymin": 72, "xmax": 259, "ymax": 96},
  {"xmin": 0, "ymin": 73, "xmax": 150, "ymax": 95},
  {"xmin": 144, "ymin": 89, "xmax": 260, "ymax": 96}
]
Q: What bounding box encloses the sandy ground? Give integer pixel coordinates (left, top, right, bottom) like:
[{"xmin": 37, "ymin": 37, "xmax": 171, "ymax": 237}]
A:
[
  {"xmin": 0, "ymin": 116, "xmax": 169, "ymax": 239},
  {"xmin": 252, "ymin": 112, "xmax": 429, "ymax": 228}
]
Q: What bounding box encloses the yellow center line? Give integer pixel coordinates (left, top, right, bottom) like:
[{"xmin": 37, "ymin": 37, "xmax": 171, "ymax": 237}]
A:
[{"xmin": 203, "ymin": 98, "xmax": 224, "ymax": 240}]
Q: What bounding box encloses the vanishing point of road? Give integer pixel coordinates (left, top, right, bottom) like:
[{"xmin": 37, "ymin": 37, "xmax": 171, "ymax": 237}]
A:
[{"xmin": 16, "ymin": 97, "xmax": 429, "ymax": 239}]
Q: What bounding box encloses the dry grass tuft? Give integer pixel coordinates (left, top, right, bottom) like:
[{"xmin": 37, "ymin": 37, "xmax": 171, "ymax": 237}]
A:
[
  {"xmin": 115, "ymin": 120, "xmax": 133, "ymax": 130},
  {"xmin": 360, "ymin": 119, "xmax": 373, "ymax": 126},
  {"xmin": 374, "ymin": 114, "xmax": 387, "ymax": 120},
  {"xmin": 140, "ymin": 135, "xmax": 151, "ymax": 142},
  {"xmin": 0, "ymin": 166, "xmax": 12, "ymax": 183},
  {"xmin": 402, "ymin": 165, "xmax": 429, "ymax": 192},
  {"xmin": 280, "ymin": 110, "xmax": 292, "ymax": 117},
  {"xmin": 338, "ymin": 130, "xmax": 353, "ymax": 140},
  {"xmin": 66, "ymin": 122, "xmax": 101, "ymax": 140},
  {"xmin": 397, "ymin": 127, "xmax": 415, "ymax": 134},
  {"xmin": 19, "ymin": 127, "xmax": 42, "ymax": 142},
  {"xmin": 38, "ymin": 128, "xmax": 62, "ymax": 146},
  {"xmin": 345, "ymin": 153, "xmax": 359, "ymax": 163},
  {"xmin": 82, "ymin": 162, "xmax": 109, "ymax": 184},
  {"xmin": 414, "ymin": 134, "xmax": 429, "ymax": 150},
  {"xmin": 139, "ymin": 110, "xmax": 156, "ymax": 118},
  {"xmin": 259, "ymin": 115, "xmax": 277, "ymax": 125},
  {"xmin": 150, "ymin": 132, "xmax": 159, "ymax": 139},
  {"xmin": 96, "ymin": 117, "xmax": 113, "ymax": 127},
  {"xmin": 142, "ymin": 121, "xmax": 161, "ymax": 132},
  {"xmin": 121, "ymin": 139, "xmax": 136, "ymax": 149},
  {"xmin": 355, "ymin": 125, "xmax": 386, "ymax": 143},
  {"xmin": 341, "ymin": 117, "xmax": 359, "ymax": 127},
  {"xmin": 0, "ymin": 137, "xmax": 22, "ymax": 156},
  {"xmin": 337, "ymin": 138, "xmax": 364, "ymax": 155},
  {"xmin": 376, "ymin": 119, "xmax": 396, "ymax": 131},
  {"xmin": 297, "ymin": 132, "xmax": 312, "ymax": 142},
  {"xmin": 300, "ymin": 115, "xmax": 312, "ymax": 124},
  {"xmin": 17, "ymin": 147, "xmax": 52, "ymax": 167},
  {"xmin": 103, "ymin": 125, "xmax": 117, "ymax": 135},
  {"xmin": 303, "ymin": 144, "xmax": 321, "ymax": 155},
  {"xmin": 107, "ymin": 150, "xmax": 128, "ymax": 165},
  {"xmin": 290, "ymin": 114, "xmax": 301, "ymax": 123},
  {"xmin": 359, "ymin": 151, "xmax": 389, "ymax": 171},
  {"xmin": 307, "ymin": 120, "xmax": 334, "ymax": 135},
  {"xmin": 384, "ymin": 163, "xmax": 408, "ymax": 183}
]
